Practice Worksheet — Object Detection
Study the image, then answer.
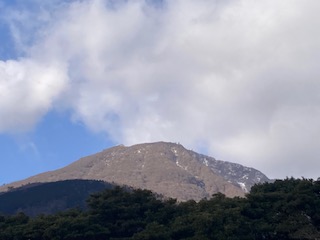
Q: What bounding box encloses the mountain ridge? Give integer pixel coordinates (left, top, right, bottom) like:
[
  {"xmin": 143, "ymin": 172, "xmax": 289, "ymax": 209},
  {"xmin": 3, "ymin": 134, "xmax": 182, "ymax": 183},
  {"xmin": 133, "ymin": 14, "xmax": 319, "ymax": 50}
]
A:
[{"xmin": 0, "ymin": 141, "xmax": 270, "ymax": 201}]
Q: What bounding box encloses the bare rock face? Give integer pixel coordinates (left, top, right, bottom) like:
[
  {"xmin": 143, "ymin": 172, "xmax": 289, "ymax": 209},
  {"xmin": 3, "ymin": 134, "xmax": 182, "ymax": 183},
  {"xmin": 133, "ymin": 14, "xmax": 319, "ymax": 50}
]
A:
[{"xmin": 0, "ymin": 142, "xmax": 270, "ymax": 201}]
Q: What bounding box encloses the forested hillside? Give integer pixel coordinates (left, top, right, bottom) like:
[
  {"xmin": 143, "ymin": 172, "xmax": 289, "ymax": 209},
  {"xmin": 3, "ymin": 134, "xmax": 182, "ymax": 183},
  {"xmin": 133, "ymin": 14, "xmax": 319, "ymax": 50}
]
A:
[
  {"xmin": 0, "ymin": 178, "xmax": 319, "ymax": 239},
  {"xmin": 0, "ymin": 180, "xmax": 115, "ymax": 216}
]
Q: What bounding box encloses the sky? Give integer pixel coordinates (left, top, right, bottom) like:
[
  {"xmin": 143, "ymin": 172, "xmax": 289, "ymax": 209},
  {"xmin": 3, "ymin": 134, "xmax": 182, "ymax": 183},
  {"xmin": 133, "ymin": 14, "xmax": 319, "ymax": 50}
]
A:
[{"xmin": 1, "ymin": 0, "xmax": 320, "ymax": 184}]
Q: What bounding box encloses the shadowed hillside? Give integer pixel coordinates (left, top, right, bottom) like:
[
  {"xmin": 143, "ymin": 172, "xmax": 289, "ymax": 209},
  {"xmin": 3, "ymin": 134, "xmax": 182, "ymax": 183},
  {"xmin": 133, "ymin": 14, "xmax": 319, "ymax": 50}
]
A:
[{"xmin": 0, "ymin": 180, "xmax": 115, "ymax": 216}]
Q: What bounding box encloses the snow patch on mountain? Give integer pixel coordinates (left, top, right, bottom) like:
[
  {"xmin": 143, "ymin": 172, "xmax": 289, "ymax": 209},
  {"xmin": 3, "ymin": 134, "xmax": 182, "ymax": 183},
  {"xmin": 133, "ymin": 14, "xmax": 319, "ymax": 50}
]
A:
[{"xmin": 237, "ymin": 182, "xmax": 248, "ymax": 193}]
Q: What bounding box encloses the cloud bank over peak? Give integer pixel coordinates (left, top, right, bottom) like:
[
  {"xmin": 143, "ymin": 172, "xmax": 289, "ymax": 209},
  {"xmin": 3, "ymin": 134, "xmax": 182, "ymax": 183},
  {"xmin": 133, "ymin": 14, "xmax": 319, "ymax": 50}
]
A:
[{"xmin": 2, "ymin": 0, "xmax": 320, "ymax": 178}]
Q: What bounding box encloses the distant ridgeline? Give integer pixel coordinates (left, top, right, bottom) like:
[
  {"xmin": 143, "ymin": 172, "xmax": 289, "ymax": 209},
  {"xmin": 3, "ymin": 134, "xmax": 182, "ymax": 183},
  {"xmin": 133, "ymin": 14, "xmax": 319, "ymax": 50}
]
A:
[
  {"xmin": 0, "ymin": 178, "xmax": 320, "ymax": 239},
  {"xmin": 0, "ymin": 179, "xmax": 115, "ymax": 216}
]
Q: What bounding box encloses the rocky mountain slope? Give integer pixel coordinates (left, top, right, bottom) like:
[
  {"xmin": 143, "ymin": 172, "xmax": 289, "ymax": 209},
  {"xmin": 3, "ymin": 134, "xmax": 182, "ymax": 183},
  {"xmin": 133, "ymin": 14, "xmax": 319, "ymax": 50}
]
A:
[{"xmin": 0, "ymin": 142, "xmax": 270, "ymax": 201}]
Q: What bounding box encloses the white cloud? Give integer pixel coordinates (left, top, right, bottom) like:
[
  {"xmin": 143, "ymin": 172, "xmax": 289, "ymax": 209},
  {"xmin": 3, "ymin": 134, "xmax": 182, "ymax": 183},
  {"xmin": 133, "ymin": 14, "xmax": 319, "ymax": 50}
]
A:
[
  {"xmin": 2, "ymin": 0, "xmax": 320, "ymax": 178},
  {"xmin": 0, "ymin": 59, "xmax": 67, "ymax": 132}
]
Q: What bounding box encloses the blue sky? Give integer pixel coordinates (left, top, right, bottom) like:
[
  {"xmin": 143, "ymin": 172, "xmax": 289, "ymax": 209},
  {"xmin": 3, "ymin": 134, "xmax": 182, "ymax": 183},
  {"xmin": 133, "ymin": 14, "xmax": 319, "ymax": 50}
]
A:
[
  {"xmin": 0, "ymin": 111, "xmax": 112, "ymax": 184},
  {"xmin": 1, "ymin": 0, "xmax": 320, "ymax": 184}
]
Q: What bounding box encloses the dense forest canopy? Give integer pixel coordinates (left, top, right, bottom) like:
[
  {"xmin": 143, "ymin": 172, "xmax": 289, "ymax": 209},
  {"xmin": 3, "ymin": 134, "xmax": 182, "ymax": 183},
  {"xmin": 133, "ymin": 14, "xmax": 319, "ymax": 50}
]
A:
[{"xmin": 0, "ymin": 178, "xmax": 320, "ymax": 239}]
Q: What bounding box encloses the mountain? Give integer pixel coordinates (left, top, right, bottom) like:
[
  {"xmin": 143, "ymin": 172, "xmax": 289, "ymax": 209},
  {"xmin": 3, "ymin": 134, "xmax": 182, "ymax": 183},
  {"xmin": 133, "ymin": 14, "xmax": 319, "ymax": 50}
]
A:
[
  {"xmin": 0, "ymin": 180, "xmax": 115, "ymax": 216},
  {"xmin": 0, "ymin": 142, "xmax": 270, "ymax": 201}
]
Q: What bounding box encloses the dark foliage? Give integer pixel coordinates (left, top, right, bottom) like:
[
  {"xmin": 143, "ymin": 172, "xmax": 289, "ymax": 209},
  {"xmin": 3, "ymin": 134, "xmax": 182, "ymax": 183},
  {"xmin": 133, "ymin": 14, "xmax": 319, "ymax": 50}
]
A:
[
  {"xmin": 0, "ymin": 180, "xmax": 115, "ymax": 216},
  {"xmin": 0, "ymin": 178, "xmax": 320, "ymax": 239}
]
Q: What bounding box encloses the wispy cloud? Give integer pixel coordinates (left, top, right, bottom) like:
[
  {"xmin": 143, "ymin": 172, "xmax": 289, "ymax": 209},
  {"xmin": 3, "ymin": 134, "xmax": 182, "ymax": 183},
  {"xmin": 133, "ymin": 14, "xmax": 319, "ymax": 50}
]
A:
[
  {"xmin": 19, "ymin": 140, "xmax": 40, "ymax": 158},
  {"xmin": 1, "ymin": 0, "xmax": 320, "ymax": 178}
]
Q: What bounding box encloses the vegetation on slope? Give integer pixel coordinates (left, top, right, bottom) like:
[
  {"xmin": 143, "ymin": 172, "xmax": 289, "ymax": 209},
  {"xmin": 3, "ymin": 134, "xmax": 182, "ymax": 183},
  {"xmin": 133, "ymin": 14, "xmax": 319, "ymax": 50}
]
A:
[
  {"xmin": 0, "ymin": 180, "xmax": 114, "ymax": 216},
  {"xmin": 0, "ymin": 178, "xmax": 320, "ymax": 239}
]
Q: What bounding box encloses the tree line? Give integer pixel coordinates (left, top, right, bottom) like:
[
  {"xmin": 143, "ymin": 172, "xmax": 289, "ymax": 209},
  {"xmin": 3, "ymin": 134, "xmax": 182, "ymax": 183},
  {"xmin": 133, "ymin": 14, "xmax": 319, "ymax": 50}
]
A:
[{"xmin": 0, "ymin": 177, "xmax": 320, "ymax": 239}]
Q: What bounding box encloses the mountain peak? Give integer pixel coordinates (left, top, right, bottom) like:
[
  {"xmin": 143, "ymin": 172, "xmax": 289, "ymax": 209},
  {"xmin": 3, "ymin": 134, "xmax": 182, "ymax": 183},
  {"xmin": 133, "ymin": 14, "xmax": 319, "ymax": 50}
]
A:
[{"xmin": 0, "ymin": 142, "xmax": 270, "ymax": 201}]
